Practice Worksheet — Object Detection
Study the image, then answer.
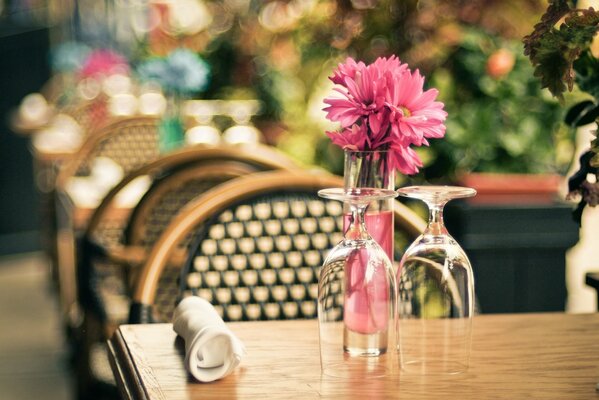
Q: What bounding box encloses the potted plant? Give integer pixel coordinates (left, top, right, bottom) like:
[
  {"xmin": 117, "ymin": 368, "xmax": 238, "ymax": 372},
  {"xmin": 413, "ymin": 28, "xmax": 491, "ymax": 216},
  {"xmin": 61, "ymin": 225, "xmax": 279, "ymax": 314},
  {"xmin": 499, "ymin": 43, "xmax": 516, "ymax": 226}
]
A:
[{"xmin": 523, "ymin": 0, "xmax": 599, "ymax": 223}]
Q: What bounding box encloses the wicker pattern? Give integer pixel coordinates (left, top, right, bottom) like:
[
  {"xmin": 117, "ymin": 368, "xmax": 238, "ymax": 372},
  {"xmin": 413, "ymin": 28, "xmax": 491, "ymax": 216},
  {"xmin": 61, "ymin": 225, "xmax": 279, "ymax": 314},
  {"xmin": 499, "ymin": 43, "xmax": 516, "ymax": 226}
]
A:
[
  {"xmin": 136, "ymin": 176, "xmax": 233, "ymax": 247},
  {"xmin": 396, "ymin": 261, "xmax": 414, "ymax": 317},
  {"xmin": 93, "ymin": 217, "xmax": 128, "ymax": 248},
  {"xmin": 89, "ymin": 170, "xmax": 259, "ymax": 324},
  {"xmin": 75, "ymin": 118, "xmax": 160, "ymax": 178},
  {"xmin": 129, "ymin": 170, "xmax": 427, "ymax": 327},
  {"xmin": 93, "ymin": 257, "xmax": 130, "ymax": 323},
  {"xmin": 155, "ymin": 265, "xmax": 186, "ymax": 323},
  {"xmin": 62, "ymin": 98, "xmax": 108, "ymax": 134},
  {"xmin": 318, "ymin": 258, "xmax": 346, "ymax": 322},
  {"xmin": 155, "ymin": 193, "xmax": 346, "ymax": 323}
]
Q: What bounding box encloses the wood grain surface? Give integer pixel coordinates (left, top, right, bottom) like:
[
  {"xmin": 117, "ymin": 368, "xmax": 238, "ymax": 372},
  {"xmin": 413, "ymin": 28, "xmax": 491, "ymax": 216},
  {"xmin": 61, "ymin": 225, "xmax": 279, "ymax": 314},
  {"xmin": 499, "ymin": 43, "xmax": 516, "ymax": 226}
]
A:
[{"xmin": 108, "ymin": 313, "xmax": 599, "ymax": 399}]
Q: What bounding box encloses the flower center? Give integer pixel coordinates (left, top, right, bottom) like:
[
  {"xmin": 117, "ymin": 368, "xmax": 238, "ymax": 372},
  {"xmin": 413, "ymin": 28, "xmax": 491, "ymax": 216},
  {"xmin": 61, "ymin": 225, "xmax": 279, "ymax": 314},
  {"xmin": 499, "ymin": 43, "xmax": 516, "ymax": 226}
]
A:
[{"xmin": 400, "ymin": 106, "xmax": 411, "ymax": 117}]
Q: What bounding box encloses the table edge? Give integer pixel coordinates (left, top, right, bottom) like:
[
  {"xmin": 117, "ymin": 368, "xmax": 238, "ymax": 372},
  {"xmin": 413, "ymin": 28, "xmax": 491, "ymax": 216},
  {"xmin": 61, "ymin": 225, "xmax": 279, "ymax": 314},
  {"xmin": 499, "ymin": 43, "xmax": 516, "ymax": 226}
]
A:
[{"xmin": 108, "ymin": 327, "xmax": 149, "ymax": 400}]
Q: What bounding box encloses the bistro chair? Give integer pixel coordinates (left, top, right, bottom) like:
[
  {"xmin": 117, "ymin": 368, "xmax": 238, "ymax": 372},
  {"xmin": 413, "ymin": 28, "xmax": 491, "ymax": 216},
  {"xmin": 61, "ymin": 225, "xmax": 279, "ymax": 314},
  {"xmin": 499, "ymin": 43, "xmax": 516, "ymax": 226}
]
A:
[
  {"xmin": 28, "ymin": 105, "xmax": 136, "ymax": 302},
  {"xmin": 129, "ymin": 170, "xmax": 426, "ymax": 324},
  {"xmin": 52, "ymin": 116, "xmax": 161, "ymax": 333},
  {"xmin": 75, "ymin": 144, "xmax": 297, "ymax": 398}
]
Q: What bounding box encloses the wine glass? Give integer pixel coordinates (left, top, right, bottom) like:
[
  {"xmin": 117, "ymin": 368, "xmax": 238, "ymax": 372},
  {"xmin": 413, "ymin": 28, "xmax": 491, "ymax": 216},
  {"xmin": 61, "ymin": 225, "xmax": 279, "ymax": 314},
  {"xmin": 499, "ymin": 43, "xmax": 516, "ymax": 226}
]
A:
[
  {"xmin": 396, "ymin": 185, "xmax": 476, "ymax": 375},
  {"xmin": 317, "ymin": 187, "xmax": 399, "ymax": 378}
]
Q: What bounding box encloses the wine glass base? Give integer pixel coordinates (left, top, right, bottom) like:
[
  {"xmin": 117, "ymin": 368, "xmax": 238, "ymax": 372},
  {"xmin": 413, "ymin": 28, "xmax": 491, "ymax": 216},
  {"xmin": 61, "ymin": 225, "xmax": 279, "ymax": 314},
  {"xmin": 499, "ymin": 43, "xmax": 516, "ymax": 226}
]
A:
[
  {"xmin": 321, "ymin": 358, "xmax": 394, "ymax": 379},
  {"xmin": 397, "ymin": 185, "xmax": 476, "ymax": 202}
]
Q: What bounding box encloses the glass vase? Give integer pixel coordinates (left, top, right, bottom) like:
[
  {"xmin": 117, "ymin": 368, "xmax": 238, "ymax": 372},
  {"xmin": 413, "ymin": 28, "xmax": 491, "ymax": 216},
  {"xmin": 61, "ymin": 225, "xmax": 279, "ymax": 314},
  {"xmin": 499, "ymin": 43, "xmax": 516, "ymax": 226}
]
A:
[
  {"xmin": 343, "ymin": 150, "xmax": 395, "ymax": 262},
  {"xmin": 317, "ymin": 187, "xmax": 398, "ymax": 378},
  {"xmin": 396, "ymin": 185, "xmax": 476, "ymax": 374}
]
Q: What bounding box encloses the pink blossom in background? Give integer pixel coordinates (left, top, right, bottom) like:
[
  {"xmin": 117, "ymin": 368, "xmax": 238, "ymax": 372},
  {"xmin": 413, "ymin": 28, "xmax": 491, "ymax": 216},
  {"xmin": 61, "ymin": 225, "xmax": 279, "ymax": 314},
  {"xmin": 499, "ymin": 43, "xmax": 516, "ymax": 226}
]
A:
[
  {"xmin": 323, "ymin": 56, "xmax": 446, "ymax": 175},
  {"xmin": 79, "ymin": 49, "xmax": 130, "ymax": 78}
]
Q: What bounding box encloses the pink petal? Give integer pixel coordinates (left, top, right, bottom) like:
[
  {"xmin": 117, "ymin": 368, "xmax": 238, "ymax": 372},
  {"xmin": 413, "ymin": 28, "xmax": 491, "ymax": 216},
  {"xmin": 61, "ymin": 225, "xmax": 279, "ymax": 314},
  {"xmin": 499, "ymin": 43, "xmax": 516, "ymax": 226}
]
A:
[{"xmin": 408, "ymin": 88, "xmax": 439, "ymax": 110}]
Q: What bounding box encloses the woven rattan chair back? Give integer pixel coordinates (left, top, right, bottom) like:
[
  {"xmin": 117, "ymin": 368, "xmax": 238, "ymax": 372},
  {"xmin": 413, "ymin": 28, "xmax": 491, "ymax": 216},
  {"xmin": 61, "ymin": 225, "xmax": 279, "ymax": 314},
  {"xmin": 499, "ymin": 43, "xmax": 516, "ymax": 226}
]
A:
[
  {"xmin": 56, "ymin": 116, "xmax": 160, "ymax": 191},
  {"xmin": 61, "ymin": 97, "xmax": 109, "ymax": 135},
  {"xmin": 126, "ymin": 164, "xmax": 253, "ymax": 246},
  {"xmin": 119, "ymin": 163, "xmax": 273, "ymax": 289},
  {"xmin": 130, "ymin": 170, "xmax": 426, "ymax": 324}
]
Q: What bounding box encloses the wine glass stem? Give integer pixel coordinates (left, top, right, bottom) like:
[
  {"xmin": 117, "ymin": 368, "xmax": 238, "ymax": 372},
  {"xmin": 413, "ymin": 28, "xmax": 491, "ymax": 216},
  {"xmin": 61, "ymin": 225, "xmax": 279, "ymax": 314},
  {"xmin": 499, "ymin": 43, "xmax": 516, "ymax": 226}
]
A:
[
  {"xmin": 345, "ymin": 203, "xmax": 370, "ymax": 241},
  {"xmin": 426, "ymin": 201, "xmax": 448, "ymax": 235}
]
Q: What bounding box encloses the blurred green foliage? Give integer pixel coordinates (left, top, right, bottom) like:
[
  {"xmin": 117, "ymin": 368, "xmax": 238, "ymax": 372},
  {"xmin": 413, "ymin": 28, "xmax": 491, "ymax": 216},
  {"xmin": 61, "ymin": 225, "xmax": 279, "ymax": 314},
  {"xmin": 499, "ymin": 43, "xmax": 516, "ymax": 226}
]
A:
[{"xmin": 425, "ymin": 28, "xmax": 571, "ymax": 181}]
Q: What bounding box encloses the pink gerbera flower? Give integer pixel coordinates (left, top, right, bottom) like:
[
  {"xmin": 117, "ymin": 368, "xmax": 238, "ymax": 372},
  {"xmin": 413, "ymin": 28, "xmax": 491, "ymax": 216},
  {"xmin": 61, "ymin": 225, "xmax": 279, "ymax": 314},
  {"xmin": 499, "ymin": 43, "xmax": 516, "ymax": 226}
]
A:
[
  {"xmin": 326, "ymin": 124, "xmax": 368, "ymax": 151},
  {"xmin": 385, "ymin": 69, "xmax": 447, "ymax": 148},
  {"xmin": 329, "ymin": 57, "xmax": 366, "ymax": 85},
  {"xmin": 323, "ymin": 58, "xmax": 389, "ymax": 128},
  {"xmin": 322, "ymin": 56, "xmax": 446, "ymax": 175},
  {"xmin": 371, "ymin": 55, "xmax": 406, "ymax": 77},
  {"xmin": 388, "ymin": 142, "xmax": 423, "ymax": 175}
]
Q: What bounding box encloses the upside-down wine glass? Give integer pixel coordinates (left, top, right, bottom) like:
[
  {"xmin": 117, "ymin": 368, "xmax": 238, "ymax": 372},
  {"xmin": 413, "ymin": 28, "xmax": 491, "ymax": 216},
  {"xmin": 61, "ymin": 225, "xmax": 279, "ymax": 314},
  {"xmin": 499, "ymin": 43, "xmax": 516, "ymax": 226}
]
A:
[
  {"xmin": 397, "ymin": 186, "xmax": 476, "ymax": 375},
  {"xmin": 317, "ymin": 187, "xmax": 398, "ymax": 378}
]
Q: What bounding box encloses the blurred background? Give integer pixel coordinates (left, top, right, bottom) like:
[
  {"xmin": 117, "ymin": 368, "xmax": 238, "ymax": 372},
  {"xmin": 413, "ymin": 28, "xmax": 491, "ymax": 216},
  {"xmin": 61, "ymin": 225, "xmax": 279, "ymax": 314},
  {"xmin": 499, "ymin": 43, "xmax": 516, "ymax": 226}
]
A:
[
  {"xmin": 0, "ymin": 0, "xmax": 597, "ymax": 398},
  {"xmin": 1, "ymin": 0, "xmax": 581, "ymax": 252}
]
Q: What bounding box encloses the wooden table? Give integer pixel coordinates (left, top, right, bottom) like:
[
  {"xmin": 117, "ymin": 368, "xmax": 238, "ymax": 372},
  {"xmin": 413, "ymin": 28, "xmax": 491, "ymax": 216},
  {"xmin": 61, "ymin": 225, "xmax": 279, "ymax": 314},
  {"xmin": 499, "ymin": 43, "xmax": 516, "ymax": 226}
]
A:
[{"xmin": 108, "ymin": 313, "xmax": 599, "ymax": 399}]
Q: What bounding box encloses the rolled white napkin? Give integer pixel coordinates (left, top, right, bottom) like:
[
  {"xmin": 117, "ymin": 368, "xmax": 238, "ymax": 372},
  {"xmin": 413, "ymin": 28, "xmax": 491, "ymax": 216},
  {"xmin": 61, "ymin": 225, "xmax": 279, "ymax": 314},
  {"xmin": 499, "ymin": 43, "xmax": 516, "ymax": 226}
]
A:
[{"xmin": 172, "ymin": 297, "xmax": 246, "ymax": 382}]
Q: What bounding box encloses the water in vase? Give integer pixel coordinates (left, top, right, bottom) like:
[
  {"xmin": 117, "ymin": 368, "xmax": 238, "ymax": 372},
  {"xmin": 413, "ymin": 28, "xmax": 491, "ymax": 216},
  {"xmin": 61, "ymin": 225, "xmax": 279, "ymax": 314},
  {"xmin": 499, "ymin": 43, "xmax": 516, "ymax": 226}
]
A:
[
  {"xmin": 344, "ymin": 210, "xmax": 393, "ymax": 261},
  {"xmin": 342, "ymin": 245, "xmax": 390, "ymax": 356},
  {"xmin": 341, "ymin": 209, "xmax": 394, "ymax": 356}
]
